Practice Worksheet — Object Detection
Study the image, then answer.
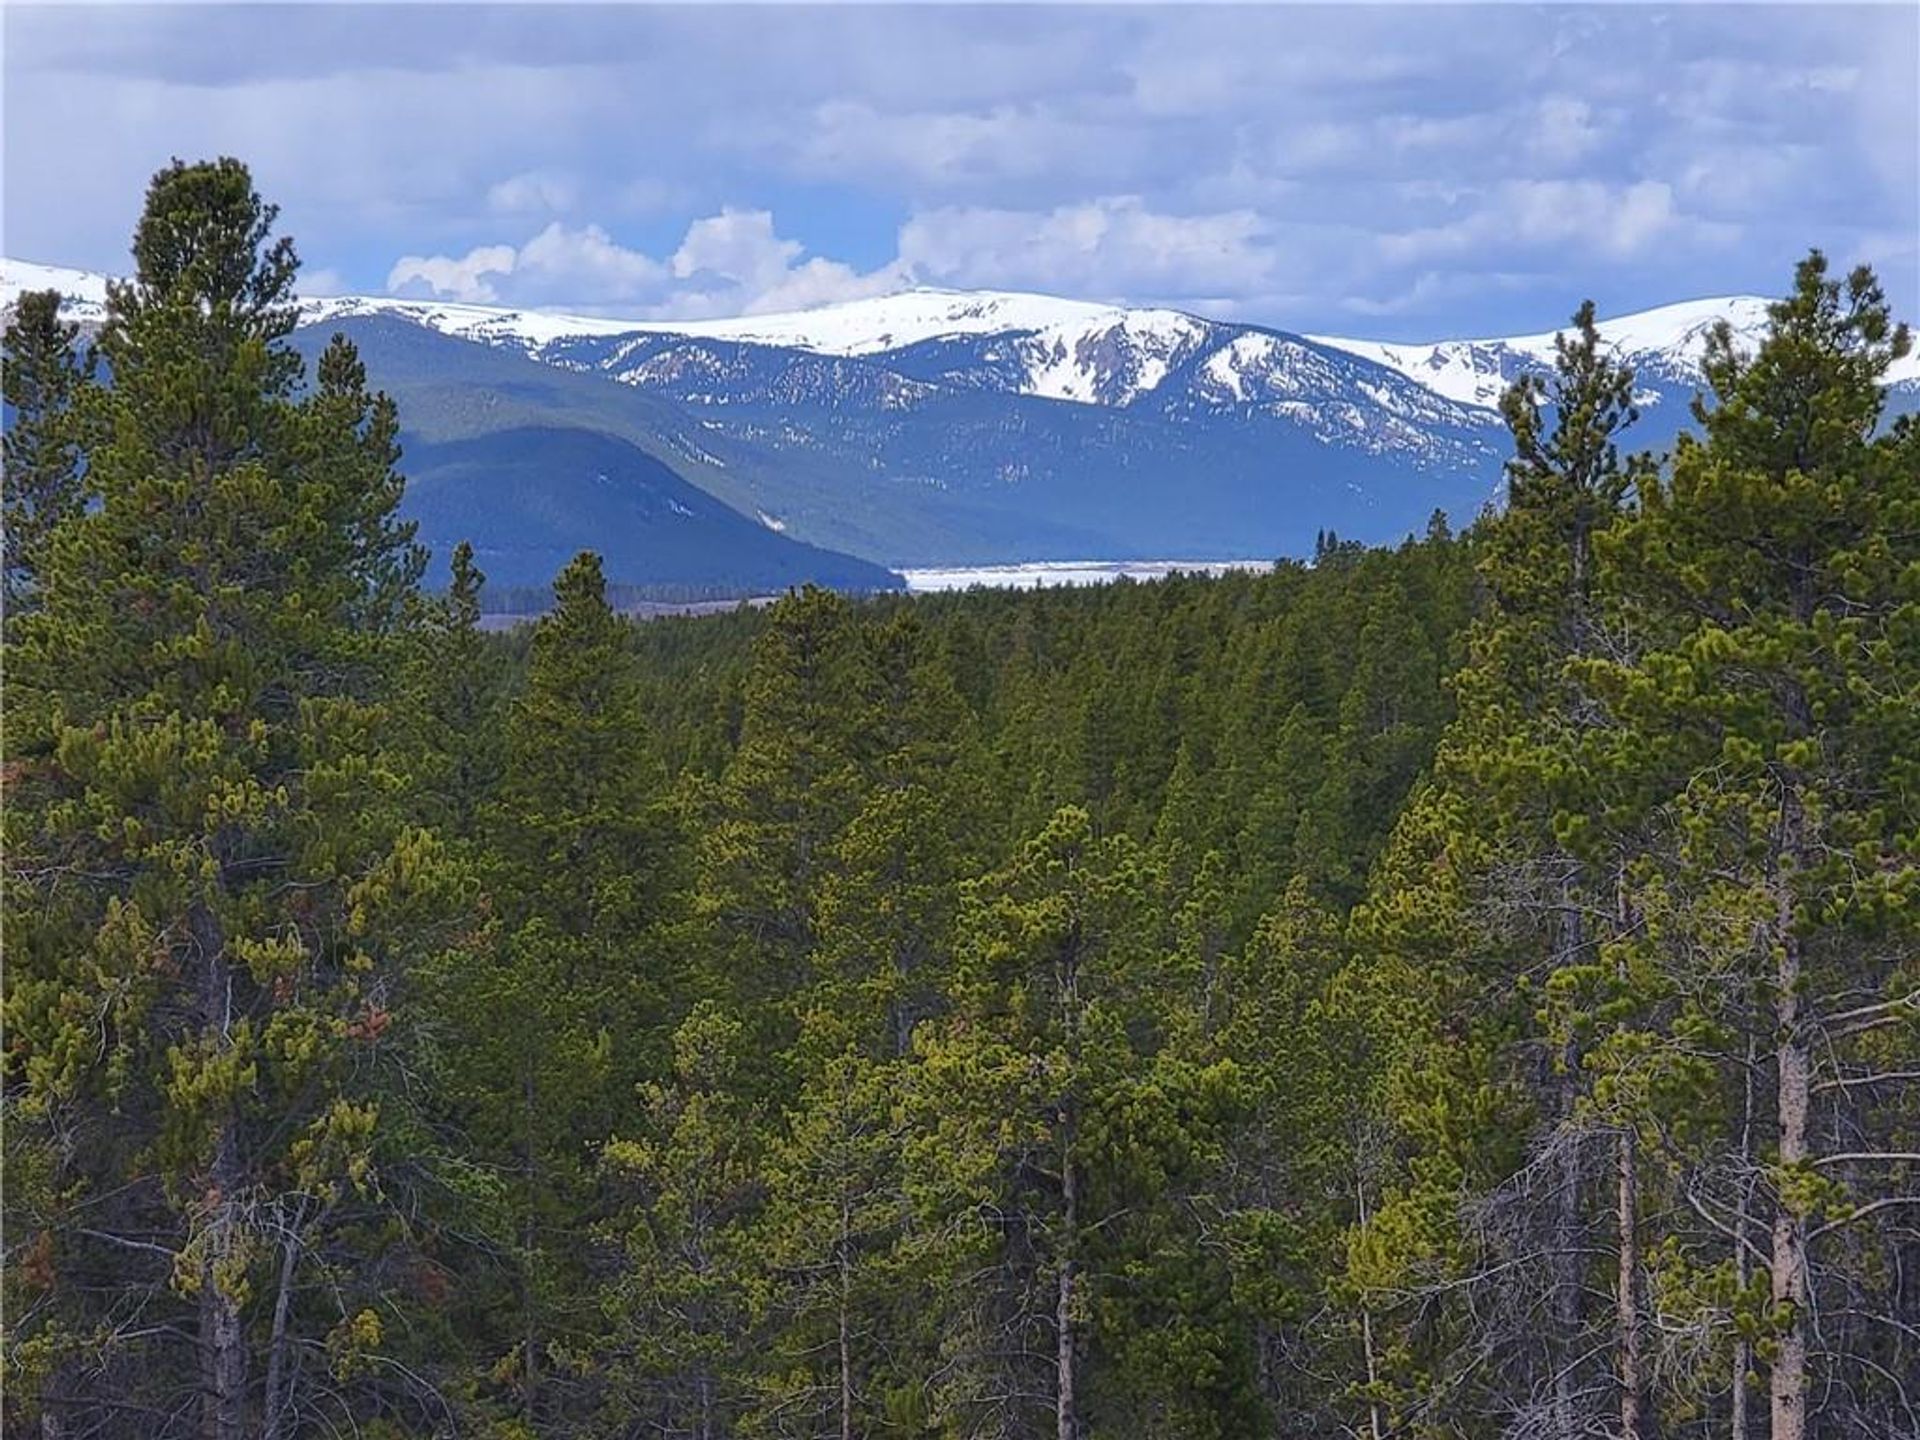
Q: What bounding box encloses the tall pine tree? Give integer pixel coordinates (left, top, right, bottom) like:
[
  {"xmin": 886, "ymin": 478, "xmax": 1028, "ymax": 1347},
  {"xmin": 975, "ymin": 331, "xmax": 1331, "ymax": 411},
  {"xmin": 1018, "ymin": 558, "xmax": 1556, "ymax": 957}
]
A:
[{"xmin": 4, "ymin": 157, "xmax": 439, "ymax": 1440}]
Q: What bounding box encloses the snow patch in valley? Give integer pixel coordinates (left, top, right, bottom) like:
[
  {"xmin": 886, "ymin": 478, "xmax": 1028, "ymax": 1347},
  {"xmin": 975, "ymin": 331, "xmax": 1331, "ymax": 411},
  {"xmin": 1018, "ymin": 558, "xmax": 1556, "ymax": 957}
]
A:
[{"xmin": 901, "ymin": 559, "xmax": 1270, "ymax": 592}]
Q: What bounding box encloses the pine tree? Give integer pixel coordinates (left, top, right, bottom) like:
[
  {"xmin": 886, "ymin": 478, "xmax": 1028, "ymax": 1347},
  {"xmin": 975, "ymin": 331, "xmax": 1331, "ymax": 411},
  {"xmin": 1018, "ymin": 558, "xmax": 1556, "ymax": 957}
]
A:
[
  {"xmin": 600, "ymin": 1002, "xmax": 763, "ymax": 1440},
  {"xmin": 1205, "ymin": 880, "xmax": 1362, "ymax": 1435},
  {"xmin": 2, "ymin": 289, "xmax": 95, "ymax": 619},
  {"xmin": 750, "ymin": 1051, "xmax": 915, "ymax": 1440},
  {"xmin": 1590, "ymin": 253, "xmax": 1919, "ymax": 1440},
  {"xmin": 471, "ymin": 548, "xmax": 679, "ymax": 1431},
  {"xmin": 697, "ymin": 585, "xmax": 867, "ymax": 1041},
  {"xmin": 755, "ymin": 611, "xmax": 984, "ymax": 1438},
  {"xmin": 403, "ymin": 539, "xmax": 506, "ymax": 840},
  {"xmin": 1342, "ymin": 300, "xmax": 1646, "ymax": 1438},
  {"xmin": 907, "ymin": 808, "xmax": 1231, "ymax": 1440},
  {"xmin": 3, "ymin": 157, "xmax": 440, "ymax": 1440}
]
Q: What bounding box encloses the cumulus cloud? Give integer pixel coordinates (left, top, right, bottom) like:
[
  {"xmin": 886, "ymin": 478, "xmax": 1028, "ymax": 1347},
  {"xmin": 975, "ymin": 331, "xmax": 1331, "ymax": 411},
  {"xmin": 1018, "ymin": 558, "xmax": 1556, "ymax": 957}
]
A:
[
  {"xmin": 387, "ymin": 225, "xmax": 664, "ymax": 306},
  {"xmin": 385, "ymin": 210, "xmax": 902, "ymax": 318},
  {"xmin": 8, "ymin": 3, "xmax": 1912, "ymax": 337},
  {"xmin": 670, "ymin": 208, "xmax": 800, "ymax": 289},
  {"xmin": 387, "ymin": 243, "xmax": 520, "ymax": 304}
]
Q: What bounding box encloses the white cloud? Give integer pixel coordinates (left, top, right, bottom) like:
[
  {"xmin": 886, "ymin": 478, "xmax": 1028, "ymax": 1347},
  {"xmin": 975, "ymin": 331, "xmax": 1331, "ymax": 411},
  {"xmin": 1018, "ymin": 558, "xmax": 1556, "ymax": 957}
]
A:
[
  {"xmin": 19, "ymin": 5, "xmax": 1904, "ymax": 340},
  {"xmin": 384, "ymin": 198, "xmax": 1289, "ymax": 320},
  {"xmin": 898, "ymin": 197, "xmax": 1275, "ymax": 300},
  {"xmin": 387, "ymin": 225, "xmax": 663, "ymax": 306},
  {"xmin": 383, "ymin": 211, "xmax": 901, "ymax": 318},
  {"xmin": 1378, "ymin": 180, "xmax": 1733, "ymax": 268},
  {"xmin": 487, "ymin": 171, "xmax": 578, "ymax": 217},
  {"xmin": 795, "ymin": 100, "xmax": 1116, "ymax": 188},
  {"xmin": 387, "ymin": 243, "xmax": 519, "ymax": 304},
  {"xmin": 297, "ymin": 266, "xmax": 350, "ymax": 298},
  {"xmin": 1527, "ymin": 97, "xmax": 1607, "ymax": 169},
  {"xmin": 671, "ymin": 208, "xmax": 800, "ymax": 289},
  {"xmin": 518, "ymin": 223, "xmax": 666, "ymax": 301},
  {"xmin": 663, "ymin": 207, "xmax": 906, "ymax": 318}
]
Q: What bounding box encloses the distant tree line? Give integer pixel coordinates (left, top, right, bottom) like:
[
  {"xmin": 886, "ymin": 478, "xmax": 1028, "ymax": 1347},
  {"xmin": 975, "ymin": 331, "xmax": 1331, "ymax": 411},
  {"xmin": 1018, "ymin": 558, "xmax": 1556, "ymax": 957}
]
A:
[
  {"xmin": 5, "ymin": 159, "xmax": 1916, "ymax": 1440},
  {"xmin": 482, "ymin": 581, "xmax": 815, "ymax": 618}
]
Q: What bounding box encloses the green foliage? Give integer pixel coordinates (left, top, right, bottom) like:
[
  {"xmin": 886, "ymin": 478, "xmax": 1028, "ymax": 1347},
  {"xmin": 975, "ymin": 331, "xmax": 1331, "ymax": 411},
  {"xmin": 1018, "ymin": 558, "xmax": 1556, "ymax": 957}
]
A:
[
  {"xmin": 3, "ymin": 155, "xmax": 445, "ymax": 1435},
  {"xmin": 11, "ymin": 161, "xmax": 1913, "ymax": 1440},
  {"xmin": 2, "ymin": 288, "xmax": 96, "ymax": 618}
]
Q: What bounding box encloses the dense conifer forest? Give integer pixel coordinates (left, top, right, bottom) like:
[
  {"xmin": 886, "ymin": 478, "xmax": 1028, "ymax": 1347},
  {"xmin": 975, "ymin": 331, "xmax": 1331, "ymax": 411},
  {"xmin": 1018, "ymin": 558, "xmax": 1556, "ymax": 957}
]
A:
[{"xmin": 5, "ymin": 160, "xmax": 1917, "ymax": 1440}]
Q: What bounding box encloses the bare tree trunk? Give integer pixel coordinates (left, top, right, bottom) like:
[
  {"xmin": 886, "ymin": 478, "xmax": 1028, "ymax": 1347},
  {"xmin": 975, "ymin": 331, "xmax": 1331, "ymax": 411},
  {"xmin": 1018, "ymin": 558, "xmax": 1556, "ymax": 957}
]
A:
[
  {"xmin": 195, "ymin": 900, "xmax": 248, "ymax": 1440},
  {"xmin": 261, "ymin": 1198, "xmax": 306, "ymax": 1440},
  {"xmin": 1769, "ymin": 799, "xmax": 1809, "ymax": 1440},
  {"xmin": 1732, "ymin": 1035, "xmax": 1757, "ymax": 1440},
  {"xmin": 1770, "ymin": 959, "xmax": 1810, "ymax": 1440},
  {"xmin": 1618, "ymin": 1126, "xmax": 1645, "ymax": 1440},
  {"xmin": 1054, "ymin": 916, "xmax": 1084, "ymax": 1440},
  {"xmin": 1356, "ymin": 1179, "xmax": 1386, "ymax": 1440},
  {"xmin": 1614, "ymin": 873, "xmax": 1645, "ymax": 1440},
  {"xmin": 839, "ymin": 1190, "xmax": 855, "ymax": 1440},
  {"xmin": 1551, "ymin": 880, "xmax": 1585, "ymax": 1440},
  {"xmin": 203, "ymin": 1126, "xmax": 249, "ymax": 1440},
  {"xmin": 521, "ymin": 1061, "xmax": 540, "ymax": 1431},
  {"xmin": 39, "ymin": 1364, "xmax": 68, "ymax": 1440},
  {"xmin": 1056, "ymin": 1132, "xmax": 1079, "ymax": 1440}
]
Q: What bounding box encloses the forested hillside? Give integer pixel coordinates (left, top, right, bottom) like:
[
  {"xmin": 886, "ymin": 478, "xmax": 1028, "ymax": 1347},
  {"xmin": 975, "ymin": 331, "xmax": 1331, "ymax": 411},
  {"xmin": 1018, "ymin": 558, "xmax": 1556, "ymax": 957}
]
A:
[{"xmin": 5, "ymin": 160, "xmax": 1917, "ymax": 1440}]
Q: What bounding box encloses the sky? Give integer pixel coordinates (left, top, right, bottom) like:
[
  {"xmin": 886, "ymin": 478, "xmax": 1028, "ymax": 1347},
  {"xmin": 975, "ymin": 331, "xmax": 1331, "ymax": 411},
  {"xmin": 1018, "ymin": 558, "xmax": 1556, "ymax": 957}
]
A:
[{"xmin": 3, "ymin": 3, "xmax": 1915, "ymax": 341}]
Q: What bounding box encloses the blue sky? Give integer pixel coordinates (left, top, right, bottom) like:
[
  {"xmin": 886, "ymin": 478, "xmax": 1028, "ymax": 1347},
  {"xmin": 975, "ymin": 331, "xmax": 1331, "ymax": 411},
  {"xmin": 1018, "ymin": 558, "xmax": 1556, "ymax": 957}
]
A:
[{"xmin": 4, "ymin": 4, "xmax": 1915, "ymax": 339}]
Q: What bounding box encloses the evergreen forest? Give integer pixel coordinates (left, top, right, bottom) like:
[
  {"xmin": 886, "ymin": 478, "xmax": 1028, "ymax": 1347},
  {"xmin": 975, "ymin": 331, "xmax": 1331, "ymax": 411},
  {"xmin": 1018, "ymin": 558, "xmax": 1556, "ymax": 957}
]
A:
[{"xmin": 5, "ymin": 159, "xmax": 1918, "ymax": 1440}]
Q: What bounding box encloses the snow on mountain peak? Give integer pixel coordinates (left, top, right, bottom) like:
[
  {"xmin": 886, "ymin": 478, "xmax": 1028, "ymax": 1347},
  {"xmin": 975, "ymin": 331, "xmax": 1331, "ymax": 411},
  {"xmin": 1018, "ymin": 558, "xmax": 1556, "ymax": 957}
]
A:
[
  {"xmin": 620, "ymin": 287, "xmax": 1144, "ymax": 357},
  {"xmin": 8, "ymin": 255, "xmax": 1914, "ymax": 408},
  {"xmin": 1302, "ymin": 294, "xmax": 1920, "ymax": 409}
]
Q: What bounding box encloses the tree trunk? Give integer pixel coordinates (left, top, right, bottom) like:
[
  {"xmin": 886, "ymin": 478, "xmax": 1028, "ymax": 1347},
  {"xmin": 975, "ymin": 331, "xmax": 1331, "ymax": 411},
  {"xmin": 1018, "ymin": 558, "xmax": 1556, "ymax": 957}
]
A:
[
  {"xmin": 521, "ymin": 1060, "xmax": 540, "ymax": 1431},
  {"xmin": 261, "ymin": 1199, "xmax": 306, "ymax": 1440},
  {"xmin": 1551, "ymin": 1126, "xmax": 1582, "ymax": 1440},
  {"xmin": 1769, "ymin": 797, "xmax": 1809, "ymax": 1440},
  {"xmin": 39, "ymin": 1363, "xmax": 68, "ymax": 1440},
  {"xmin": 1056, "ymin": 1138, "xmax": 1079, "ymax": 1440},
  {"xmin": 1550, "ymin": 877, "xmax": 1584, "ymax": 1440},
  {"xmin": 1732, "ymin": 1036, "xmax": 1757, "ymax": 1440},
  {"xmin": 1617, "ymin": 1126, "xmax": 1645, "ymax": 1440},
  {"xmin": 202, "ymin": 1128, "xmax": 248, "ymax": 1440},
  {"xmin": 1614, "ymin": 873, "xmax": 1645, "ymax": 1440},
  {"xmin": 1770, "ymin": 937, "xmax": 1810, "ymax": 1440},
  {"xmin": 839, "ymin": 1191, "xmax": 855, "ymax": 1440},
  {"xmin": 1055, "ymin": 919, "xmax": 1083, "ymax": 1440},
  {"xmin": 1356, "ymin": 1179, "xmax": 1386, "ymax": 1440},
  {"xmin": 194, "ymin": 900, "xmax": 248, "ymax": 1440}
]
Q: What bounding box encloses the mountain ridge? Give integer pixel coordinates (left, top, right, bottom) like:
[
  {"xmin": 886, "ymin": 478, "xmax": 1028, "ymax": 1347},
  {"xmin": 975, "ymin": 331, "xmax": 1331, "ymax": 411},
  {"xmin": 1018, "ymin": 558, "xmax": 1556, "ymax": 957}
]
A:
[
  {"xmin": 14, "ymin": 256, "xmax": 1913, "ymax": 405},
  {"xmin": 10, "ymin": 257, "xmax": 1915, "ymax": 576}
]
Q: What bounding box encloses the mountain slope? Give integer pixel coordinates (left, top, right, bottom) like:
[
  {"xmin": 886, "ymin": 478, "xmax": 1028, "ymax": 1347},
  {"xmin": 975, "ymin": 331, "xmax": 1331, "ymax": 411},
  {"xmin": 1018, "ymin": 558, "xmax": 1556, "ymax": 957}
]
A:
[
  {"xmin": 395, "ymin": 423, "xmax": 900, "ymax": 592},
  {"xmin": 283, "ymin": 318, "xmax": 902, "ymax": 592},
  {"xmin": 1312, "ymin": 296, "xmax": 1920, "ymax": 449},
  {"xmin": 13, "ymin": 259, "xmax": 1916, "ymax": 570}
]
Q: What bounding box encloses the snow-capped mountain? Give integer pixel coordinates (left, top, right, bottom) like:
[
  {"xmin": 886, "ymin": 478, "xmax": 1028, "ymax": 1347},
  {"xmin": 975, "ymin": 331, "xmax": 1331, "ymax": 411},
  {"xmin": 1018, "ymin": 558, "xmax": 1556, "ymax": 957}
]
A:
[
  {"xmin": 8, "ymin": 256, "xmax": 1915, "ymax": 574},
  {"xmin": 12, "ymin": 258, "xmax": 1916, "ymax": 416},
  {"xmin": 1310, "ymin": 297, "xmax": 1789, "ymax": 411},
  {"xmin": 3, "ymin": 258, "xmax": 113, "ymax": 321},
  {"xmin": 309, "ymin": 281, "xmax": 1507, "ymax": 463}
]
